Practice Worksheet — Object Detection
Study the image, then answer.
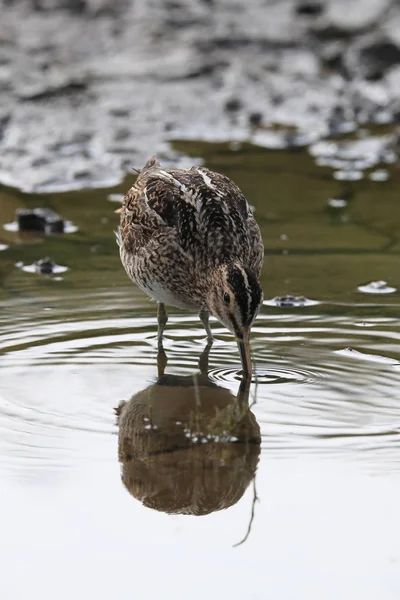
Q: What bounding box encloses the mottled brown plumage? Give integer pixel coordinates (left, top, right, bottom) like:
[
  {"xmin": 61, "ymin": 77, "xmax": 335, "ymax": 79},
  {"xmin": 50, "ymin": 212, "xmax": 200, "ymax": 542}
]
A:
[{"xmin": 117, "ymin": 156, "xmax": 264, "ymax": 374}]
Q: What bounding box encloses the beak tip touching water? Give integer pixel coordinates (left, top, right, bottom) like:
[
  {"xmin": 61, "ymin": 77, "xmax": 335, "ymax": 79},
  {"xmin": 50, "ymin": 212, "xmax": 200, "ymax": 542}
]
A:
[{"xmin": 237, "ymin": 329, "xmax": 252, "ymax": 378}]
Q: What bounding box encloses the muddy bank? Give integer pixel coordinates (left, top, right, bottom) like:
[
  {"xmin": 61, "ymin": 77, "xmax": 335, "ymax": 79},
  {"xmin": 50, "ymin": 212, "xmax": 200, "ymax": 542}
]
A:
[{"xmin": 0, "ymin": 0, "xmax": 400, "ymax": 193}]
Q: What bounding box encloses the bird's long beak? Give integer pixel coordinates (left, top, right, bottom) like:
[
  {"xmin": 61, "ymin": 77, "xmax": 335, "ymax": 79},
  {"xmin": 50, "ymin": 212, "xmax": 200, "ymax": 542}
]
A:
[
  {"xmin": 114, "ymin": 207, "xmax": 123, "ymax": 214},
  {"xmin": 237, "ymin": 328, "xmax": 252, "ymax": 378}
]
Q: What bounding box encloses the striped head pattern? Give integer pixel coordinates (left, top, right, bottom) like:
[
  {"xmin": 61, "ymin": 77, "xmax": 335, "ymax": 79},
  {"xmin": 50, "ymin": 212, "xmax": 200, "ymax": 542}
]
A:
[
  {"xmin": 224, "ymin": 264, "xmax": 263, "ymax": 332},
  {"xmin": 206, "ymin": 263, "xmax": 263, "ymax": 374}
]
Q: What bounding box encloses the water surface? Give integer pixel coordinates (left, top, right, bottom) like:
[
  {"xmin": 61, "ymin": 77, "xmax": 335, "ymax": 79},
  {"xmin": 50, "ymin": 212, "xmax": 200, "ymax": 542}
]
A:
[{"xmin": 1, "ymin": 141, "xmax": 400, "ymax": 599}]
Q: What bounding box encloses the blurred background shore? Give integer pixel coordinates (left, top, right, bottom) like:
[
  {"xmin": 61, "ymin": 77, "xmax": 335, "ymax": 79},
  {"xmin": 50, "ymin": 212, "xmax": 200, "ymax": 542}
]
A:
[{"xmin": 1, "ymin": 0, "xmax": 399, "ymax": 193}]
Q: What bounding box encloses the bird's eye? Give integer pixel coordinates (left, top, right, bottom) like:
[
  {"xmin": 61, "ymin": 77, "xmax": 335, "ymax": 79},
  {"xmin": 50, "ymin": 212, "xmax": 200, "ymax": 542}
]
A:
[{"xmin": 223, "ymin": 292, "xmax": 230, "ymax": 304}]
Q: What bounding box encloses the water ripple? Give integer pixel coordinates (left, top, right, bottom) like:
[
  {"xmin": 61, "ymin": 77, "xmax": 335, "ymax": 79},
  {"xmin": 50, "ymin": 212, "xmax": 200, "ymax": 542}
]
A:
[{"xmin": 1, "ymin": 301, "xmax": 400, "ymax": 473}]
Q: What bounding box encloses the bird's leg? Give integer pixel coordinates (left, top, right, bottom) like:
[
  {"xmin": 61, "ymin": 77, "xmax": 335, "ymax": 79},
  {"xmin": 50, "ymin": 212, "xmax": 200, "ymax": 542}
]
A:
[
  {"xmin": 237, "ymin": 376, "xmax": 251, "ymax": 409},
  {"xmin": 157, "ymin": 302, "xmax": 168, "ymax": 351},
  {"xmin": 198, "ymin": 339, "xmax": 213, "ymax": 375},
  {"xmin": 199, "ymin": 309, "xmax": 213, "ymax": 343},
  {"xmin": 157, "ymin": 348, "xmax": 168, "ymax": 378}
]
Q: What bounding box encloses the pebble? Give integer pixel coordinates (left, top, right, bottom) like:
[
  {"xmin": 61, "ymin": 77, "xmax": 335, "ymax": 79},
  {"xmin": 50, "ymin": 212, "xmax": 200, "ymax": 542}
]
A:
[
  {"xmin": 327, "ymin": 198, "xmax": 347, "ymax": 208},
  {"xmin": 369, "ymin": 169, "xmax": 389, "ymax": 182},
  {"xmin": 333, "ymin": 170, "xmax": 364, "ymax": 181},
  {"xmin": 17, "ymin": 208, "xmax": 65, "ymax": 233},
  {"xmin": 357, "ymin": 280, "xmax": 396, "ymax": 294},
  {"xmin": 4, "ymin": 210, "xmax": 78, "ymax": 234},
  {"xmin": 264, "ymin": 295, "xmax": 320, "ymax": 308},
  {"xmin": 17, "ymin": 257, "xmax": 68, "ymax": 276}
]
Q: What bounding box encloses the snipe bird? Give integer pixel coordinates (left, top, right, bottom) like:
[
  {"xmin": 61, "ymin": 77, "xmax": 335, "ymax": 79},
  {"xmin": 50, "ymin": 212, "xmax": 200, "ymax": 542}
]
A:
[{"xmin": 116, "ymin": 157, "xmax": 264, "ymax": 375}]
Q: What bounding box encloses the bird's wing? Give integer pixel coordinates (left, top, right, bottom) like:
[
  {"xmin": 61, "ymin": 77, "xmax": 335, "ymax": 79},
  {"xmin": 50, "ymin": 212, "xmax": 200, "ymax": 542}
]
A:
[
  {"xmin": 247, "ymin": 217, "xmax": 264, "ymax": 278},
  {"xmin": 143, "ymin": 171, "xmax": 200, "ymax": 253},
  {"xmin": 119, "ymin": 163, "xmax": 264, "ymax": 273},
  {"xmin": 117, "ymin": 182, "xmax": 169, "ymax": 254},
  {"xmin": 118, "ymin": 165, "xmax": 198, "ymax": 256},
  {"xmin": 145, "ymin": 166, "xmax": 262, "ymax": 268},
  {"xmin": 198, "ymin": 168, "xmax": 264, "ymax": 275}
]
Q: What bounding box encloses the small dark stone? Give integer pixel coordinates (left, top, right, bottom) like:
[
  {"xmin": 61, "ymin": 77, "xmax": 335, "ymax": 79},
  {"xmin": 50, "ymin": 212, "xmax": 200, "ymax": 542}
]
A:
[
  {"xmin": 31, "ymin": 157, "xmax": 50, "ymax": 167},
  {"xmin": 109, "ymin": 107, "xmax": 131, "ymax": 118},
  {"xmin": 248, "ymin": 112, "xmax": 263, "ymax": 126},
  {"xmin": 275, "ymin": 295, "xmax": 306, "ymax": 308},
  {"xmin": 16, "ymin": 208, "xmax": 65, "ymax": 233},
  {"xmin": 33, "ymin": 0, "xmax": 87, "ymax": 12},
  {"xmin": 391, "ymin": 111, "xmax": 400, "ymax": 124},
  {"xmin": 225, "ymin": 98, "xmax": 242, "ymax": 112},
  {"xmin": 165, "ymin": 1, "xmax": 183, "ymax": 8},
  {"xmin": 185, "ymin": 63, "xmax": 216, "ymax": 79},
  {"xmin": 295, "ymin": 2, "xmax": 323, "ymax": 16},
  {"xmin": 0, "ymin": 112, "xmax": 10, "ymax": 128},
  {"xmin": 327, "ymin": 104, "xmax": 355, "ymax": 133},
  {"xmin": 0, "ymin": 112, "xmax": 10, "ymax": 143},
  {"xmin": 34, "ymin": 257, "xmax": 56, "ymax": 274},
  {"xmin": 51, "ymin": 132, "xmax": 92, "ymax": 154},
  {"xmin": 360, "ymin": 41, "xmax": 400, "ymax": 80},
  {"xmin": 312, "ymin": 25, "xmax": 357, "ymax": 41},
  {"xmin": 18, "ymin": 80, "xmax": 87, "ymax": 102},
  {"xmin": 327, "ymin": 54, "xmax": 343, "ymax": 70},
  {"xmin": 114, "ymin": 128, "xmax": 130, "ymax": 141},
  {"xmin": 73, "ymin": 170, "xmax": 91, "ymax": 179},
  {"xmin": 271, "ymin": 93, "xmax": 284, "ymax": 106}
]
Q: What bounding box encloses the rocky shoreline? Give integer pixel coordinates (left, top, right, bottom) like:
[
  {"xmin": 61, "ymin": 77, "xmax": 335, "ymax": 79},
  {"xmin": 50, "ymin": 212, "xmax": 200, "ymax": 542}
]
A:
[{"xmin": 0, "ymin": 0, "xmax": 399, "ymax": 193}]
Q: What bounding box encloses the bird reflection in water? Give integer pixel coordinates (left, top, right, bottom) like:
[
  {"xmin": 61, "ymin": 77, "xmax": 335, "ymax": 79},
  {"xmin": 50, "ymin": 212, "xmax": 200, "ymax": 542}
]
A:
[{"xmin": 115, "ymin": 345, "xmax": 261, "ymax": 521}]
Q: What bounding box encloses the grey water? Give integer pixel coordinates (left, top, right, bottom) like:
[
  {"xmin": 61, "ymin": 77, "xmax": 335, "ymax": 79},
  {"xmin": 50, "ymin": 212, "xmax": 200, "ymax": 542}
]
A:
[{"xmin": 1, "ymin": 140, "xmax": 400, "ymax": 600}]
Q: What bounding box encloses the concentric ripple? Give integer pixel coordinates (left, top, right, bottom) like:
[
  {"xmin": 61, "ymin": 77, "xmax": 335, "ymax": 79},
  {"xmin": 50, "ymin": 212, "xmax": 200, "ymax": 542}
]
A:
[
  {"xmin": 208, "ymin": 364, "xmax": 317, "ymax": 385},
  {"xmin": 1, "ymin": 294, "xmax": 400, "ymax": 474}
]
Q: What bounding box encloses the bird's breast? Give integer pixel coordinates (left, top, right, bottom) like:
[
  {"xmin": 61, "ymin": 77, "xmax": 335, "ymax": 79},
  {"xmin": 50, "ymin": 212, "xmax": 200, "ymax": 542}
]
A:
[{"xmin": 140, "ymin": 279, "xmax": 199, "ymax": 310}]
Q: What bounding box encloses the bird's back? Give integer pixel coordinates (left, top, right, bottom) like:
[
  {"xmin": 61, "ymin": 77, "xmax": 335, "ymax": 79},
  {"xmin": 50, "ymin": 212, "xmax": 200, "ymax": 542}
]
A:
[{"xmin": 120, "ymin": 158, "xmax": 263, "ymax": 277}]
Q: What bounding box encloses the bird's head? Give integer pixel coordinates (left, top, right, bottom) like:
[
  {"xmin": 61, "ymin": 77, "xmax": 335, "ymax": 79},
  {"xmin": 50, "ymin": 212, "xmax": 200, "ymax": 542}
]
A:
[{"xmin": 206, "ymin": 263, "xmax": 263, "ymax": 376}]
